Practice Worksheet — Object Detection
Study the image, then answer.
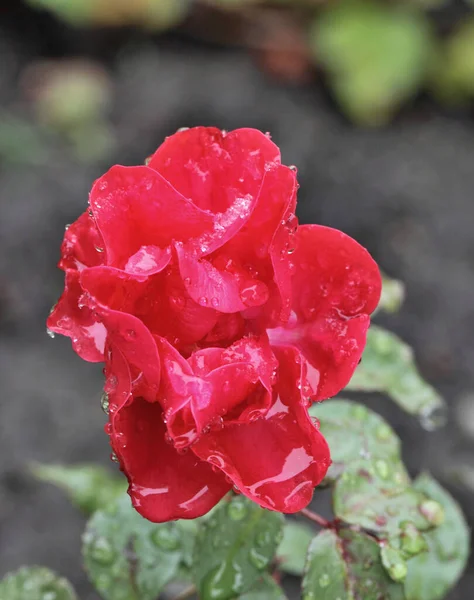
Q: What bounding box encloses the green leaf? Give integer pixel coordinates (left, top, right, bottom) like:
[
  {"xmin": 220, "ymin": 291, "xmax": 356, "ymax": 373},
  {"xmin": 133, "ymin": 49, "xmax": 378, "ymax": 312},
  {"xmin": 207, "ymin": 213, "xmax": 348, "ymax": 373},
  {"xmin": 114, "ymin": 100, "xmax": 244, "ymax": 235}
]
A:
[
  {"xmin": 0, "ymin": 566, "xmax": 77, "ymax": 600},
  {"xmin": 276, "ymin": 521, "xmax": 314, "ymax": 576},
  {"xmin": 377, "ymin": 272, "xmax": 405, "ymax": 314},
  {"xmin": 346, "ymin": 325, "xmax": 447, "ymax": 425},
  {"xmin": 193, "ymin": 495, "xmax": 284, "ymax": 600},
  {"xmin": 404, "ymin": 473, "xmax": 470, "ymax": 600},
  {"xmin": 310, "ymin": 399, "xmax": 401, "ymax": 482},
  {"xmin": 83, "ymin": 494, "xmax": 186, "ymax": 600},
  {"xmin": 32, "ymin": 463, "xmax": 126, "ymax": 515},
  {"xmin": 302, "ymin": 529, "xmax": 405, "ymax": 599},
  {"xmin": 430, "ymin": 18, "xmax": 474, "ymax": 106},
  {"xmin": 239, "ymin": 574, "xmax": 288, "ymax": 599},
  {"xmin": 380, "ymin": 544, "xmax": 408, "ymax": 582},
  {"xmin": 0, "ymin": 113, "xmax": 46, "ymax": 165},
  {"xmin": 333, "ymin": 458, "xmax": 435, "ymax": 534},
  {"xmin": 312, "ymin": 1, "xmax": 434, "ymax": 125}
]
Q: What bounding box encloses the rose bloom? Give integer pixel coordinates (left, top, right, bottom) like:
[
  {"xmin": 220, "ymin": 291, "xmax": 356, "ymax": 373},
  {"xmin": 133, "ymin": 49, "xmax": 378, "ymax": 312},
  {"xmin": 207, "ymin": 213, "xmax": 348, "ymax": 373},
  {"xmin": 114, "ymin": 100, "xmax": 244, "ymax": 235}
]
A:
[{"xmin": 48, "ymin": 127, "xmax": 381, "ymax": 522}]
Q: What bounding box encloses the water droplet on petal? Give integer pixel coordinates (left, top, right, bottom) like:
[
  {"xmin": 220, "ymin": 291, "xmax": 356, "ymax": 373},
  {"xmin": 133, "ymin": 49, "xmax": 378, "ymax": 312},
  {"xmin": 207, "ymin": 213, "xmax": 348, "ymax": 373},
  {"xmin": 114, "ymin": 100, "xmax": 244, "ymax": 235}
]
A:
[
  {"xmin": 289, "ymin": 165, "xmax": 297, "ymax": 172},
  {"xmin": 199, "ymin": 296, "xmax": 208, "ymax": 306},
  {"xmin": 239, "ymin": 280, "xmax": 269, "ymax": 307},
  {"xmin": 110, "ymin": 452, "xmax": 119, "ymax": 463},
  {"xmin": 46, "ymin": 328, "xmax": 55, "ymax": 339},
  {"xmin": 211, "ymin": 297, "xmax": 219, "ymax": 308},
  {"xmin": 125, "ymin": 329, "xmax": 136, "ymax": 339}
]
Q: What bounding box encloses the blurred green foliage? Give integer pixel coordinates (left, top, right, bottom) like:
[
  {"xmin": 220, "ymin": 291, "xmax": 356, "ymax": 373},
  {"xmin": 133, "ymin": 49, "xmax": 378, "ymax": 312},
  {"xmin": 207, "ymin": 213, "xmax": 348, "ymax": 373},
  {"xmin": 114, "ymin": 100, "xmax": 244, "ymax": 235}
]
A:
[{"xmin": 21, "ymin": 0, "xmax": 474, "ymax": 125}]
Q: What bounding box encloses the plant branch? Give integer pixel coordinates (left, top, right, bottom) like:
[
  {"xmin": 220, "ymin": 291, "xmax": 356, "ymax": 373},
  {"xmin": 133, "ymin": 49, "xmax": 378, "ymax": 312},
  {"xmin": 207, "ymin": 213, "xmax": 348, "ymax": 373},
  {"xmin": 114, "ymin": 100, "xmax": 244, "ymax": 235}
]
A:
[
  {"xmin": 171, "ymin": 584, "xmax": 197, "ymax": 600},
  {"xmin": 299, "ymin": 507, "xmax": 330, "ymax": 528}
]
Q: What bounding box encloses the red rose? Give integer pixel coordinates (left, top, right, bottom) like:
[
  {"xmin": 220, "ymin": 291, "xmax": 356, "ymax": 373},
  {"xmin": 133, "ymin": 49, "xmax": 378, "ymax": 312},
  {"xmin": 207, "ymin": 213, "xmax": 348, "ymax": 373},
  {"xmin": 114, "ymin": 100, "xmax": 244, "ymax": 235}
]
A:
[{"xmin": 48, "ymin": 127, "xmax": 381, "ymax": 522}]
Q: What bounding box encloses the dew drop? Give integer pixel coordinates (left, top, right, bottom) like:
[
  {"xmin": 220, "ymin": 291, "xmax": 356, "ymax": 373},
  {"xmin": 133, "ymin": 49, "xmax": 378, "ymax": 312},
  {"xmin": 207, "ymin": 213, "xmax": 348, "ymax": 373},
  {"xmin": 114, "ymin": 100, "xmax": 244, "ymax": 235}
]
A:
[
  {"xmin": 255, "ymin": 529, "xmax": 272, "ymax": 548},
  {"xmin": 419, "ymin": 499, "xmax": 445, "ymax": 526},
  {"xmin": 227, "ymin": 499, "xmax": 248, "ymax": 521},
  {"xmin": 419, "ymin": 404, "xmax": 447, "ymax": 431},
  {"xmin": 200, "ymin": 561, "xmax": 244, "ymax": 599},
  {"xmin": 289, "ymin": 165, "xmax": 297, "ymax": 172},
  {"xmin": 249, "ymin": 547, "xmax": 270, "ymax": 570},
  {"xmin": 95, "ymin": 245, "xmax": 104, "ymax": 253},
  {"xmin": 199, "ymin": 296, "xmax": 208, "ymax": 306},
  {"xmin": 151, "ymin": 526, "xmax": 181, "ymax": 551},
  {"xmin": 319, "ymin": 573, "xmax": 330, "ymax": 588},
  {"xmin": 89, "ymin": 536, "xmax": 116, "ymax": 566},
  {"xmin": 100, "ymin": 391, "xmax": 110, "ymax": 415},
  {"xmin": 110, "ymin": 452, "xmax": 119, "ymax": 463},
  {"xmin": 376, "ymin": 423, "xmax": 392, "ymax": 441},
  {"xmin": 211, "ymin": 297, "xmax": 220, "ymax": 308},
  {"xmin": 352, "ymin": 404, "xmax": 368, "ymax": 420},
  {"xmin": 239, "ymin": 280, "xmax": 269, "ymax": 307},
  {"xmin": 125, "ymin": 329, "xmax": 136, "ymax": 339},
  {"xmin": 375, "ymin": 459, "xmax": 390, "ymax": 479},
  {"xmin": 46, "ymin": 328, "xmax": 55, "ymax": 339}
]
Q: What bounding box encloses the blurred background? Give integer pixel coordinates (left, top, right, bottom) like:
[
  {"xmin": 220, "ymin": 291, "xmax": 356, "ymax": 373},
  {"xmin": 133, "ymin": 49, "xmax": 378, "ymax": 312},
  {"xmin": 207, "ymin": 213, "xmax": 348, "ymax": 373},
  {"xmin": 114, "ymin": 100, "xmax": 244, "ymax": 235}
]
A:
[{"xmin": 1, "ymin": 0, "xmax": 474, "ymax": 598}]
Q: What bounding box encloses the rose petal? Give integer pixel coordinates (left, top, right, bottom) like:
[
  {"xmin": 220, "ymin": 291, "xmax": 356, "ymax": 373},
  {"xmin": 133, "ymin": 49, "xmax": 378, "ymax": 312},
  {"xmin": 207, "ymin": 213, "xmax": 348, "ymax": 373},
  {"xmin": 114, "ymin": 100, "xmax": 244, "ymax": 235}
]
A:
[
  {"xmin": 191, "ymin": 346, "xmax": 330, "ymax": 512},
  {"xmin": 268, "ymin": 225, "xmax": 381, "ymax": 400},
  {"xmin": 90, "ymin": 165, "xmax": 215, "ymax": 269},
  {"xmin": 176, "ymin": 246, "xmax": 246, "ymax": 312},
  {"xmin": 47, "ymin": 270, "xmax": 106, "ymax": 362},
  {"xmin": 58, "ymin": 211, "xmax": 106, "ymax": 271},
  {"xmin": 147, "ymin": 127, "xmax": 281, "ymax": 214},
  {"xmin": 111, "ymin": 396, "xmax": 231, "ymax": 522},
  {"xmin": 125, "ymin": 245, "xmax": 172, "ymax": 276},
  {"xmin": 80, "ymin": 265, "xmax": 218, "ymax": 349}
]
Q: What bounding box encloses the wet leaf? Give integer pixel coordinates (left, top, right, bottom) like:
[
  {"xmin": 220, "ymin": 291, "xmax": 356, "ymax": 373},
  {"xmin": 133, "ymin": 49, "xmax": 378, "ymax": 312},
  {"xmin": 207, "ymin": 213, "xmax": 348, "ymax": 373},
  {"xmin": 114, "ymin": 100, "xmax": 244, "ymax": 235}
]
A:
[
  {"xmin": 380, "ymin": 544, "xmax": 408, "ymax": 582},
  {"xmin": 333, "ymin": 458, "xmax": 434, "ymax": 534},
  {"xmin": 83, "ymin": 494, "xmax": 186, "ymax": 600},
  {"xmin": 276, "ymin": 521, "xmax": 314, "ymax": 576},
  {"xmin": 0, "ymin": 566, "xmax": 77, "ymax": 600},
  {"xmin": 312, "ymin": 0, "xmax": 434, "ymax": 125},
  {"xmin": 32, "ymin": 463, "xmax": 126, "ymax": 515},
  {"xmin": 430, "ymin": 18, "xmax": 474, "ymax": 106},
  {"xmin": 26, "ymin": 0, "xmax": 190, "ymax": 29},
  {"xmin": 310, "ymin": 399, "xmax": 401, "ymax": 483},
  {"xmin": 0, "ymin": 113, "xmax": 46, "ymax": 165},
  {"xmin": 346, "ymin": 325, "xmax": 446, "ymax": 424},
  {"xmin": 239, "ymin": 574, "xmax": 287, "ymax": 599},
  {"xmin": 193, "ymin": 495, "xmax": 284, "ymax": 600},
  {"xmin": 377, "ymin": 272, "xmax": 405, "ymax": 314},
  {"xmin": 404, "ymin": 473, "xmax": 470, "ymax": 600},
  {"xmin": 302, "ymin": 529, "xmax": 405, "ymax": 599}
]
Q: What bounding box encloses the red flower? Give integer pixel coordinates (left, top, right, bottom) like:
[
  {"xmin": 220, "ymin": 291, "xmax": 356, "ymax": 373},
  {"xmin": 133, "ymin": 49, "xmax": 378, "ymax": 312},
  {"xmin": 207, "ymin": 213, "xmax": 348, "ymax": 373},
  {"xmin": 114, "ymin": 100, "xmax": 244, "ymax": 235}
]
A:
[{"xmin": 48, "ymin": 127, "xmax": 381, "ymax": 521}]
